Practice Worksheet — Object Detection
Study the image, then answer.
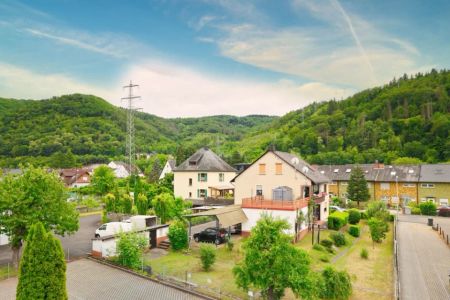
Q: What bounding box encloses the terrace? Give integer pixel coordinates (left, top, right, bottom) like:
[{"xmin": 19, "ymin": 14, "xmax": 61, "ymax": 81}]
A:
[{"xmin": 241, "ymin": 192, "xmax": 327, "ymax": 211}]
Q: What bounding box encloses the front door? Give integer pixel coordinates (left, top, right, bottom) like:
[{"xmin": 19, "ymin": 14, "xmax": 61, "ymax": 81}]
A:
[{"xmin": 150, "ymin": 230, "xmax": 157, "ymax": 249}]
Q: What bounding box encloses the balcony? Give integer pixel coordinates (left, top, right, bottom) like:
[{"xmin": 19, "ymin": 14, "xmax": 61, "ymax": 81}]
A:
[{"xmin": 241, "ymin": 193, "xmax": 328, "ymax": 211}]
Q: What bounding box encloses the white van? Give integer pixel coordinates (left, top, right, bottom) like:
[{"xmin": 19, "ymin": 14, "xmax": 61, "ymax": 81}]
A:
[{"xmin": 94, "ymin": 222, "xmax": 132, "ymax": 238}]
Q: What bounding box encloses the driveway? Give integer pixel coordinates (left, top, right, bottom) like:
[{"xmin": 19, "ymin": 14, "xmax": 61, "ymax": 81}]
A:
[
  {"xmin": 397, "ymin": 214, "xmax": 450, "ymax": 300},
  {"xmin": 0, "ymin": 214, "xmax": 101, "ymax": 264},
  {"xmin": 0, "ymin": 258, "xmax": 202, "ymax": 300}
]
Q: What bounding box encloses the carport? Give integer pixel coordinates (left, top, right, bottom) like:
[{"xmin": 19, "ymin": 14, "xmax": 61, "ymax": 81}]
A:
[{"xmin": 184, "ymin": 205, "xmax": 248, "ymax": 246}]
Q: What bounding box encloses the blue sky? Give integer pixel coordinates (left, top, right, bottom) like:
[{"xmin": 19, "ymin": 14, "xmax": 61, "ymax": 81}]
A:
[{"xmin": 0, "ymin": 0, "xmax": 449, "ymax": 117}]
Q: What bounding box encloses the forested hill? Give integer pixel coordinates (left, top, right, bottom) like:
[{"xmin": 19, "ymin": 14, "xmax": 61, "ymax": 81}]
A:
[
  {"xmin": 236, "ymin": 69, "xmax": 450, "ymax": 164},
  {"xmin": 0, "ymin": 94, "xmax": 276, "ymax": 167},
  {"xmin": 0, "ymin": 69, "xmax": 449, "ymax": 168}
]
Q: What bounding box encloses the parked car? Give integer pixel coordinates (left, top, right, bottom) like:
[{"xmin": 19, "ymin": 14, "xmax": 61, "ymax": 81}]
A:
[
  {"xmin": 437, "ymin": 205, "xmax": 450, "ymax": 217},
  {"xmin": 193, "ymin": 227, "xmax": 228, "ymax": 245},
  {"xmin": 94, "ymin": 222, "xmax": 132, "ymax": 238},
  {"xmin": 330, "ymin": 206, "xmax": 346, "ymax": 213}
]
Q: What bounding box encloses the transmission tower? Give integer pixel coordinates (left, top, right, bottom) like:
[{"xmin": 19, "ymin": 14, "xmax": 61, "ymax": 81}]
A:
[{"xmin": 122, "ymin": 81, "xmax": 141, "ymax": 177}]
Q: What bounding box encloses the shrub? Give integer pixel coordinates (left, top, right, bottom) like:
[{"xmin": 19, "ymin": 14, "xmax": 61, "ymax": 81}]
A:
[
  {"xmin": 326, "ymin": 247, "xmax": 336, "ymax": 254},
  {"xmin": 419, "ymin": 201, "xmax": 437, "ymax": 216},
  {"xmin": 327, "ymin": 211, "xmax": 349, "ymax": 230},
  {"xmin": 330, "ymin": 232, "xmax": 347, "ymax": 247},
  {"xmin": 320, "ymin": 239, "xmax": 333, "ymax": 248},
  {"xmin": 318, "ymin": 266, "xmax": 352, "ymax": 300},
  {"xmin": 360, "ymin": 211, "xmax": 368, "ymax": 219},
  {"xmin": 313, "ymin": 243, "xmax": 325, "ymax": 252},
  {"xmin": 348, "ymin": 209, "xmax": 361, "ymax": 225},
  {"xmin": 190, "ymin": 216, "xmax": 213, "ymax": 226},
  {"xmin": 360, "ymin": 248, "xmax": 369, "ymax": 259},
  {"xmin": 168, "ymin": 220, "xmax": 188, "ymax": 251},
  {"xmin": 411, "ymin": 207, "xmax": 421, "ymax": 215},
  {"xmin": 367, "ymin": 201, "xmax": 390, "ymax": 221},
  {"xmin": 117, "ymin": 232, "xmax": 147, "ymax": 270},
  {"xmin": 389, "ymin": 214, "xmax": 395, "ymax": 222},
  {"xmin": 348, "ymin": 225, "xmax": 360, "ymax": 237},
  {"xmin": 226, "ymin": 238, "xmax": 234, "ymax": 252},
  {"xmin": 199, "ymin": 244, "xmax": 216, "ymax": 271},
  {"xmin": 320, "ymin": 255, "xmax": 330, "ymax": 262},
  {"xmin": 368, "ymin": 217, "xmax": 389, "ymax": 246}
]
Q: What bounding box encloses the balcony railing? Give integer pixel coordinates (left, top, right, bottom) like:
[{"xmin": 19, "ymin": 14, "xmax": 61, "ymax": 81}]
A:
[{"xmin": 241, "ymin": 196, "xmax": 309, "ymax": 210}]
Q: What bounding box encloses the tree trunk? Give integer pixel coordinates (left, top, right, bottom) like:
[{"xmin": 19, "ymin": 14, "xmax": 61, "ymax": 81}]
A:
[{"xmin": 267, "ymin": 286, "xmax": 276, "ymax": 300}]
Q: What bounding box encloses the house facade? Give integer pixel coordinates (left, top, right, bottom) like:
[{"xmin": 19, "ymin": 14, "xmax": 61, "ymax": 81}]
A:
[
  {"xmin": 59, "ymin": 168, "xmax": 92, "ymax": 188},
  {"xmin": 108, "ymin": 161, "xmax": 143, "ymax": 178},
  {"xmin": 173, "ymin": 147, "xmax": 237, "ymax": 202},
  {"xmin": 159, "ymin": 159, "xmax": 176, "ymax": 180},
  {"xmin": 232, "ymin": 150, "xmax": 330, "ymax": 239},
  {"xmin": 418, "ymin": 164, "xmax": 450, "ymax": 206}
]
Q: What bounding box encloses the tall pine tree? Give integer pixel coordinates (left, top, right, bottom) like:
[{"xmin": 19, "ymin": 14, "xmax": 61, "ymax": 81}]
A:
[
  {"xmin": 347, "ymin": 166, "xmax": 370, "ymax": 208},
  {"xmin": 16, "ymin": 222, "xmax": 68, "ymax": 300}
]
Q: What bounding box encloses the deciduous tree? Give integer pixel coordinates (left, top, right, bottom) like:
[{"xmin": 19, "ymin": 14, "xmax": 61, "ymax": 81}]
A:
[{"xmin": 91, "ymin": 165, "xmax": 116, "ymax": 195}]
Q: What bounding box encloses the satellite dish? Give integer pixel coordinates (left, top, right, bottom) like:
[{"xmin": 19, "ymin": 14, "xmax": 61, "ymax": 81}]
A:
[{"xmin": 291, "ymin": 157, "xmax": 300, "ymax": 165}]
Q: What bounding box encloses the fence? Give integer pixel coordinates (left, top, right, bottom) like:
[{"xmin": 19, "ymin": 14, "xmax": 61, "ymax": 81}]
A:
[
  {"xmin": 433, "ymin": 223, "xmax": 450, "ymax": 246},
  {"xmin": 393, "ymin": 216, "xmax": 400, "ymax": 300}
]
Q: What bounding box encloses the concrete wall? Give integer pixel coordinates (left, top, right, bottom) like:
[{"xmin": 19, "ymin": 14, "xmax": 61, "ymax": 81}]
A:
[
  {"xmin": 234, "ymin": 152, "xmax": 312, "ymax": 205},
  {"xmin": 174, "ymin": 171, "xmax": 236, "ymax": 200},
  {"xmin": 418, "ymin": 183, "xmax": 450, "ymax": 205}
]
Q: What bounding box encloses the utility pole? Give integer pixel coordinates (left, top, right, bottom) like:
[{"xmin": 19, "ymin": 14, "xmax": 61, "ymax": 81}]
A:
[{"xmin": 122, "ymin": 81, "xmax": 141, "ymax": 177}]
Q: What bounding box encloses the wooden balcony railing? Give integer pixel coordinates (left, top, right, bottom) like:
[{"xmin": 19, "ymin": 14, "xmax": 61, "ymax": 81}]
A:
[{"xmin": 241, "ymin": 196, "xmax": 309, "ymax": 210}]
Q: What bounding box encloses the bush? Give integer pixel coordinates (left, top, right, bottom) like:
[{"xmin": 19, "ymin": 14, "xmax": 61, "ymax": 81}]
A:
[
  {"xmin": 330, "ymin": 232, "xmax": 347, "ymax": 247},
  {"xmin": 168, "ymin": 220, "xmax": 188, "ymax": 251},
  {"xmin": 226, "ymin": 238, "xmax": 234, "ymax": 252},
  {"xmin": 419, "ymin": 201, "xmax": 437, "ymax": 216},
  {"xmin": 348, "ymin": 225, "xmax": 360, "ymax": 237},
  {"xmin": 101, "ymin": 210, "xmax": 109, "ymax": 224},
  {"xmin": 189, "ymin": 216, "xmax": 213, "ymax": 226},
  {"xmin": 360, "ymin": 248, "xmax": 369, "ymax": 259},
  {"xmin": 348, "ymin": 209, "xmax": 361, "ymax": 225},
  {"xmin": 117, "ymin": 232, "xmax": 147, "ymax": 270},
  {"xmin": 367, "ymin": 201, "xmax": 390, "ymax": 221},
  {"xmin": 320, "ymin": 239, "xmax": 333, "ymax": 248},
  {"xmin": 320, "ymin": 255, "xmax": 330, "ymax": 262},
  {"xmin": 368, "ymin": 217, "xmax": 389, "ymax": 245},
  {"xmin": 360, "ymin": 211, "xmax": 368, "ymax": 219},
  {"xmin": 327, "ymin": 211, "xmax": 349, "ymax": 230},
  {"xmin": 389, "ymin": 214, "xmax": 395, "ymax": 222},
  {"xmin": 199, "ymin": 244, "xmax": 216, "ymax": 271},
  {"xmin": 313, "ymin": 243, "xmax": 325, "ymax": 252},
  {"xmin": 318, "ymin": 266, "xmax": 352, "ymax": 300},
  {"xmin": 411, "ymin": 207, "xmax": 421, "ymax": 215}
]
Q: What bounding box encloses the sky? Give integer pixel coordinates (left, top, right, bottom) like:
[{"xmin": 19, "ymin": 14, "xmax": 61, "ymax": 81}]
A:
[{"xmin": 0, "ymin": 0, "xmax": 449, "ymax": 117}]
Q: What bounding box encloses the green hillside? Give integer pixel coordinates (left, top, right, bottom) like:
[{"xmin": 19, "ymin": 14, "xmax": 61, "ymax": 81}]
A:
[{"xmin": 0, "ymin": 69, "xmax": 448, "ymax": 168}]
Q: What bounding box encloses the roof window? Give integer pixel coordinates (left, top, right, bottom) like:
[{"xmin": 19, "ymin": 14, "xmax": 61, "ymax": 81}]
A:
[
  {"xmin": 346, "ymin": 169, "xmax": 351, "ymax": 173},
  {"xmin": 334, "ymin": 169, "xmax": 339, "ymax": 173}
]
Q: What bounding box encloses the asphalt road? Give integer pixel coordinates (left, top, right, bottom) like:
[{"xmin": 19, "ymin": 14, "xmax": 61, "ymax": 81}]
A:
[{"xmin": 0, "ymin": 214, "xmax": 101, "ymax": 264}]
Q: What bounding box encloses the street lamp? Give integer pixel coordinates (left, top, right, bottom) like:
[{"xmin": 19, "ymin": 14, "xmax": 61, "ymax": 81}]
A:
[{"xmin": 395, "ymin": 175, "xmax": 399, "ymax": 218}]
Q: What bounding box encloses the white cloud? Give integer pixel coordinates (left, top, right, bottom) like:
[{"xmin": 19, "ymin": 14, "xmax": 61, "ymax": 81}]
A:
[
  {"xmin": 0, "ymin": 62, "xmax": 114, "ymax": 100},
  {"xmin": 118, "ymin": 60, "xmax": 354, "ymax": 117}
]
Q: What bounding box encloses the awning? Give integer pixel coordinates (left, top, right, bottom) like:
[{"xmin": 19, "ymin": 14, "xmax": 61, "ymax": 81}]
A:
[
  {"xmin": 208, "ymin": 184, "xmax": 235, "ymax": 190},
  {"xmin": 184, "ymin": 205, "xmax": 248, "ymax": 228}
]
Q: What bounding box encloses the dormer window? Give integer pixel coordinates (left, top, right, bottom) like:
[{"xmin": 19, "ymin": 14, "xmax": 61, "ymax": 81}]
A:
[{"xmin": 189, "ymin": 161, "xmax": 197, "ymax": 166}]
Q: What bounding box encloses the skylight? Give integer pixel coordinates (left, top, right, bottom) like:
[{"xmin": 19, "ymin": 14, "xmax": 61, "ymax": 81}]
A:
[
  {"xmin": 346, "ymin": 169, "xmax": 351, "ymax": 173},
  {"xmin": 391, "ymin": 171, "xmax": 396, "ymax": 176},
  {"xmin": 408, "ymin": 169, "xmax": 414, "ymax": 174},
  {"xmin": 334, "ymin": 169, "xmax": 339, "ymax": 173}
]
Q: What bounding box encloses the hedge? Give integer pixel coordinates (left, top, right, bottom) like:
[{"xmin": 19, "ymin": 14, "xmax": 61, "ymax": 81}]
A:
[
  {"xmin": 330, "ymin": 232, "xmax": 347, "ymax": 247},
  {"xmin": 348, "ymin": 209, "xmax": 361, "ymax": 225},
  {"xmin": 320, "ymin": 239, "xmax": 333, "ymax": 248},
  {"xmin": 419, "ymin": 202, "xmax": 437, "ymax": 216},
  {"xmin": 348, "ymin": 225, "xmax": 360, "ymax": 237},
  {"xmin": 327, "ymin": 211, "xmax": 349, "ymax": 230}
]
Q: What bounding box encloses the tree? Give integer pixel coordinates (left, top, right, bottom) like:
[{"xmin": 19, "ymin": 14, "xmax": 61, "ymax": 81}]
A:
[
  {"xmin": 347, "ymin": 166, "xmax": 370, "ymax": 207},
  {"xmin": 318, "ymin": 266, "xmax": 352, "ymax": 300},
  {"xmin": 367, "ymin": 201, "xmax": 390, "ymax": 222},
  {"xmin": 16, "ymin": 222, "xmax": 67, "ymax": 300},
  {"xmin": 233, "ymin": 214, "xmax": 316, "ymax": 300},
  {"xmin": 168, "ymin": 220, "xmax": 188, "ymax": 250},
  {"xmin": 117, "ymin": 232, "xmax": 147, "ymax": 270},
  {"xmin": 199, "ymin": 244, "xmax": 216, "ymax": 271},
  {"xmin": 91, "ymin": 165, "xmax": 116, "ymax": 195},
  {"xmin": 152, "ymin": 193, "xmax": 174, "ymax": 224},
  {"xmin": 368, "ymin": 218, "xmax": 388, "ymax": 248},
  {"xmin": 0, "ymin": 166, "xmax": 79, "ymax": 267},
  {"xmin": 136, "ymin": 193, "xmax": 149, "ymax": 215}
]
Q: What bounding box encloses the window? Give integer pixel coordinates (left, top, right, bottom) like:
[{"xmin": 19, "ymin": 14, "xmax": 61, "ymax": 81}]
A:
[
  {"xmin": 189, "ymin": 192, "xmax": 192, "ymax": 198},
  {"xmin": 367, "ymin": 182, "xmax": 372, "ymax": 188},
  {"xmin": 345, "ymin": 168, "xmax": 351, "ymax": 173},
  {"xmin": 330, "ymin": 181, "xmax": 337, "ymax": 185},
  {"xmin": 341, "ymin": 182, "xmax": 348, "ymax": 186},
  {"xmin": 197, "ymin": 189, "xmax": 207, "ymax": 198},
  {"xmin": 440, "ymin": 199, "xmax": 449, "ymax": 206},
  {"xmin": 189, "ymin": 178, "xmax": 193, "ymax": 186},
  {"xmin": 258, "ymin": 164, "xmax": 266, "ymax": 175},
  {"xmin": 275, "ymin": 163, "xmax": 282, "ymax": 175},
  {"xmin": 82, "ymin": 176, "xmax": 88, "ymax": 181},
  {"xmin": 380, "ymin": 183, "xmax": 390, "ymax": 190},
  {"xmin": 198, "ymin": 173, "xmax": 208, "ymax": 182},
  {"xmin": 256, "ymin": 185, "xmax": 263, "ymax": 196},
  {"xmin": 99, "ymin": 225, "xmax": 107, "ymax": 230},
  {"xmin": 421, "ymin": 183, "xmax": 434, "ymax": 188},
  {"xmin": 381, "ymin": 196, "xmax": 389, "ymax": 202},
  {"xmin": 219, "ymin": 173, "xmax": 224, "ymax": 182},
  {"xmin": 403, "ymin": 183, "xmax": 415, "ymax": 188},
  {"xmin": 333, "ymin": 169, "xmax": 339, "ymax": 173}
]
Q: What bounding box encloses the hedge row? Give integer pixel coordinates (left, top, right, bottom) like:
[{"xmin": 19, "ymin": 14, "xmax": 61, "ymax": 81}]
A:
[{"xmin": 327, "ymin": 211, "xmax": 349, "ymax": 230}]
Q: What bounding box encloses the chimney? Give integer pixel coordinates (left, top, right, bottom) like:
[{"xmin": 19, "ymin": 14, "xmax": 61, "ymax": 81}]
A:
[{"xmin": 373, "ymin": 160, "xmax": 384, "ymax": 169}]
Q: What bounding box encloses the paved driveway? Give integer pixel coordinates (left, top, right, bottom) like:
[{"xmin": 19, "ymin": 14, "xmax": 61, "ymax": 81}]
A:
[
  {"xmin": 397, "ymin": 214, "xmax": 450, "ymax": 300},
  {"xmin": 0, "ymin": 258, "xmax": 202, "ymax": 300}
]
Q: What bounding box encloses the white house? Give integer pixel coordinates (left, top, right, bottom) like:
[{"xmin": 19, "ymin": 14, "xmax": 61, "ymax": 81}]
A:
[
  {"xmin": 173, "ymin": 147, "xmax": 237, "ymax": 201},
  {"xmin": 108, "ymin": 161, "xmax": 143, "ymax": 178},
  {"xmin": 159, "ymin": 159, "xmax": 176, "ymax": 180},
  {"xmin": 232, "ymin": 149, "xmax": 330, "ymax": 239}
]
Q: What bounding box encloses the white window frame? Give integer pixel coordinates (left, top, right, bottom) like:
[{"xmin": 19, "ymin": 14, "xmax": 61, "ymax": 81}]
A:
[
  {"xmin": 403, "ymin": 183, "xmax": 415, "ymax": 188},
  {"xmin": 219, "ymin": 173, "xmax": 224, "ymax": 182},
  {"xmin": 380, "ymin": 183, "xmax": 390, "ymax": 190},
  {"xmin": 421, "ymin": 183, "xmax": 435, "ymax": 188}
]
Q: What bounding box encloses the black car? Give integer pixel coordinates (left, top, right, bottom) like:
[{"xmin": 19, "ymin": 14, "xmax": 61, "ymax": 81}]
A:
[{"xmin": 193, "ymin": 227, "xmax": 227, "ymax": 245}]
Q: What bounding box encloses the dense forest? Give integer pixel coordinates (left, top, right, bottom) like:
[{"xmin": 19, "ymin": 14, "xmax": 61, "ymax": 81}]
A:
[{"xmin": 0, "ymin": 69, "xmax": 449, "ymax": 168}]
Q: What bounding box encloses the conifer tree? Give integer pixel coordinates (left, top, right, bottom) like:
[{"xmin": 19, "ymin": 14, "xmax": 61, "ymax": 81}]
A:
[
  {"xmin": 347, "ymin": 166, "xmax": 370, "ymax": 207},
  {"xmin": 16, "ymin": 222, "xmax": 68, "ymax": 300}
]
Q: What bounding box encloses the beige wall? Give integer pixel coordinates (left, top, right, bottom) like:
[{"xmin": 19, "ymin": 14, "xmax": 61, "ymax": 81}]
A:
[
  {"xmin": 234, "ymin": 152, "xmax": 313, "ymax": 205},
  {"xmin": 174, "ymin": 171, "xmax": 236, "ymax": 199}
]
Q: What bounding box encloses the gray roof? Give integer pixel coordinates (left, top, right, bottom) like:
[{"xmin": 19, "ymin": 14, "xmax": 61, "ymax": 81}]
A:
[
  {"xmin": 316, "ymin": 164, "xmax": 421, "ymax": 182},
  {"xmin": 167, "ymin": 159, "xmax": 176, "ymax": 169},
  {"xmin": 174, "ymin": 147, "xmax": 236, "ymax": 172},
  {"xmin": 274, "ymin": 151, "xmax": 330, "ymax": 184},
  {"xmin": 419, "ymin": 164, "xmax": 450, "ymax": 183}
]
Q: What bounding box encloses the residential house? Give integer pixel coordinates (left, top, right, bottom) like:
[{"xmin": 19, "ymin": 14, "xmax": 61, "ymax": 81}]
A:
[
  {"xmin": 108, "ymin": 161, "xmax": 143, "ymax": 178},
  {"xmin": 418, "ymin": 164, "xmax": 450, "ymax": 206},
  {"xmin": 159, "ymin": 158, "xmax": 176, "ymax": 180},
  {"xmin": 59, "ymin": 168, "xmax": 92, "ymax": 188},
  {"xmin": 173, "ymin": 147, "xmax": 237, "ymax": 203},
  {"xmin": 232, "ymin": 149, "xmax": 330, "ymax": 239}
]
